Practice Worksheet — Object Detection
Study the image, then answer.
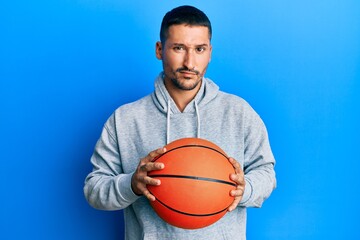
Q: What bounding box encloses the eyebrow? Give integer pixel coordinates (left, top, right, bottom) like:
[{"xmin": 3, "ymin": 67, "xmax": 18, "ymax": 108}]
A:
[{"xmin": 172, "ymin": 43, "xmax": 210, "ymax": 48}]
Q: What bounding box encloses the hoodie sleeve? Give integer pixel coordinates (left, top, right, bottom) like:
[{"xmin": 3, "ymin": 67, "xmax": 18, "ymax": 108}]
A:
[
  {"xmin": 238, "ymin": 108, "xmax": 276, "ymax": 208},
  {"xmin": 83, "ymin": 114, "xmax": 140, "ymax": 210}
]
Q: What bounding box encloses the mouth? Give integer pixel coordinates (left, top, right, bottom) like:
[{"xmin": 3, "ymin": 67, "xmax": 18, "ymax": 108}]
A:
[
  {"xmin": 177, "ymin": 68, "xmax": 199, "ymax": 78},
  {"xmin": 179, "ymin": 71, "xmax": 197, "ymax": 78}
]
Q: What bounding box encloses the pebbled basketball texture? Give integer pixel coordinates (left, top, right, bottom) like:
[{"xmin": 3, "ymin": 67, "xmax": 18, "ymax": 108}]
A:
[{"xmin": 147, "ymin": 138, "xmax": 236, "ymax": 229}]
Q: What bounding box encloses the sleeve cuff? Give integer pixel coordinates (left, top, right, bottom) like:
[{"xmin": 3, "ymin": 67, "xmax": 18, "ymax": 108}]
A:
[
  {"xmin": 117, "ymin": 172, "xmax": 141, "ymax": 203},
  {"xmin": 240, "ymin": 177, "xmax": 253, "ymax": 205}
]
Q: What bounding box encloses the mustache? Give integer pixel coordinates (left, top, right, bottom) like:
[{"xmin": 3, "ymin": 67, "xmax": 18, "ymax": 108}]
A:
[{"xmin": 176, "ymin": 67, "xmax": 200, "ymax": 75}]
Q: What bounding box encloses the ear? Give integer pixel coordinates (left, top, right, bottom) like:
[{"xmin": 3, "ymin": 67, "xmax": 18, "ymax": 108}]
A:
[
  {"xmin": 155, "ymin": 41, "xmax": 163, "ymax": 60},
  {"xmin": 209, "ymin": 44, "xmax": 213, "ymax": 63}
]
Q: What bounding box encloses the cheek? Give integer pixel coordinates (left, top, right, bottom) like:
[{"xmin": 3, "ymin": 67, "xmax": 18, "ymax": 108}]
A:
[
  {"xmin": 198, "ymin": 56, "xmax": 211, "ymax": 71},
  {"xmin": 163, "ymin": 55, "xmax": 182, "ymax": 70}
]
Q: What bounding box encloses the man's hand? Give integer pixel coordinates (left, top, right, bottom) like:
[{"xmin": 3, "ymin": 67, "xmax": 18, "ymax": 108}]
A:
[
  {"xmin": 131, "ymin": 147, "xmax": 166, "ymax": 201},
  {"xmin": 227, "ymin": 157, "xmax": 245, "ymax": 212}
]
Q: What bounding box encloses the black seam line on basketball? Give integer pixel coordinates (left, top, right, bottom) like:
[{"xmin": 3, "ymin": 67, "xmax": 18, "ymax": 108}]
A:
[
  {"xmin": 154, "ymin": 144, "xmax": 229, "ymax": 161},
  {"xmin": 150, "ymin": 191, "xmax": 229, "ymax": 217},
  {"xmin": 148, "ymin": 174, "xmax": 237, "ymax": 187}
]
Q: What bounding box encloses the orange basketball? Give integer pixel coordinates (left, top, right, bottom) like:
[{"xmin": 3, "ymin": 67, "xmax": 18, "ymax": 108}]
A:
[{"xmin": 147, "ymin": 138, "xmax": 236, "ymax": 229}]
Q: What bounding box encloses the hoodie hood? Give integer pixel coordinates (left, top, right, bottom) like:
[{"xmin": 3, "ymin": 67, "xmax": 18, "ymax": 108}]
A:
[{"xmin": 151, "ymin": 72, "xmax": 219, "ymax": 143}]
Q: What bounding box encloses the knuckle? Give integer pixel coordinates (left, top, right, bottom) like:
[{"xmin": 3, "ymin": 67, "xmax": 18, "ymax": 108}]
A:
[
  {"xmin": 140, "ymin": 163, "xmax": 150, "ymax": 172},
  {"xmin": 144, "ymin": 176, "xmax": 152, "ymax": 184},
  {"xmin": 157, "ymin": 147, "xmax": 164, "ymax": 154},
  {"xmin": 149, "ymin": 151, "xmax": 157, "ymax": 158}
]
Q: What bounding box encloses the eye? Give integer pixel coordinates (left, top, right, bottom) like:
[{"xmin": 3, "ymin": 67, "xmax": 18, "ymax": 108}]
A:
[
  {"xmin": 173, "ymin": 46, "xmax": 185, "ymax": 52},
  {"xmin": 196, "ymin": 47, "xmax": 206, "ymax": 53}
]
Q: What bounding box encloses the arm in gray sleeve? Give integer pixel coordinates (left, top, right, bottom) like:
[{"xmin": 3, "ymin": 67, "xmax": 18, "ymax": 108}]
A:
[
  {"xmin": 83, "ymin": 117, "xmax": 140, "ymax": 210},
  {"xmin": 239, "ymin": 110, "xmax": 276, "ymax": 208}
]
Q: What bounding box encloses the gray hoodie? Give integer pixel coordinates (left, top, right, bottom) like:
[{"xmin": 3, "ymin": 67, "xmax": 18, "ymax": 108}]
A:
[{"xmin": 84, "ymin": 73, "xmax": 276, "ymax": 239}]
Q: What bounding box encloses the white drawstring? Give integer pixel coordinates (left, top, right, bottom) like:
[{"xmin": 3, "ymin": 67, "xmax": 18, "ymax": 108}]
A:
[
  {"xmin": 166, "ymin": 100, "xmax": 171, "ymax": 144},
  {"xmin": 194, "ymin": 101, "xmax": 201, "ymax": 138}
]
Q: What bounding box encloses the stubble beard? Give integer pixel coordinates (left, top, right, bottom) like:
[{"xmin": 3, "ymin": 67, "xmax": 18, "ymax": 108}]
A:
[
  {"xmin": 170, "ymin": 76, "xmax": 202, "ymax": 91},
  {"xmin": 169, "ymin": 67, "xmax": 203, "ymax": 91}
]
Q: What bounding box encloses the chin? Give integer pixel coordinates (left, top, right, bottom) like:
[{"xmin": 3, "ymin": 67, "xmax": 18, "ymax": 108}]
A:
[{"xmin": 176, "ymin": 79, "xmax": 201, "ymax": 91}]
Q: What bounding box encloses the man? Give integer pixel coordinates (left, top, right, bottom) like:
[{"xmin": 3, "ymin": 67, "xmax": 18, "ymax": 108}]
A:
[{"xmin": 84, "ymin": 5, "xmax": 276, "ymax": 239}]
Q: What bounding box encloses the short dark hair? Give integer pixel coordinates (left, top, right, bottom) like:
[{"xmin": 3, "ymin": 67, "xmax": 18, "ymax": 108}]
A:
[{"xmin": 160, "ymin": 5, "xmax": 212, "ymax": 43}]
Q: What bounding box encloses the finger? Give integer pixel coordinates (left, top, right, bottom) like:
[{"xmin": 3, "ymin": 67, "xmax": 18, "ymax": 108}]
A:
[
  {"xmin": 143, "ymin": 175, "xmax": 161, "ymax": 186},
  {"xmin": 140, "ymin": 162, "xmax": 165, "ymax": 172},
  {"xmin": 142, "ymin": 189, "xmax": 156, "ymax": 202},
  {"xmin": 148, "ymin": 147, "xmax": 167, "ymax": 161},
  {"xmin": 230, "ymin": 187, "xmax": 244, "ymax": 197},
  {"xmin": 228, "ymin": 157, "xmax": 242, "ymax": 174},
  {"xmin": 228, "ymin": 197, "xmax": 242, "ymax": 212},
  {"xmin": 230, "ymin": 172, "xmax": 245, "ymax": 185}
]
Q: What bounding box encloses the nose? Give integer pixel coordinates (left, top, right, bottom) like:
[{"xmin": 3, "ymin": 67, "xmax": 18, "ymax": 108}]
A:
[{"xmin": 183, "ymin": 50, "xmax": 195, "ymax": 70}]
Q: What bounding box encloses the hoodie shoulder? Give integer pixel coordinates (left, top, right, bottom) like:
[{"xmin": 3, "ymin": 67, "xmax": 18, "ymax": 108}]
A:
[
  {"xmin": 217, "ymin": 91, "xmax": 253, "ymax": 110},
  {"xmin": 114, "ymin": 94, "xmax": 154, "ymax": 116},
  {"xmin": 103, "ymin": 94, "xmax": 153, "ymax": 130}
]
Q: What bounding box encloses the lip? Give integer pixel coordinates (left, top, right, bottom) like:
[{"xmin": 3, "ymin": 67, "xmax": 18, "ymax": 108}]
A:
[{"xmin": 179, "ymin": 71, "xmax": 197, "ymax": 77}]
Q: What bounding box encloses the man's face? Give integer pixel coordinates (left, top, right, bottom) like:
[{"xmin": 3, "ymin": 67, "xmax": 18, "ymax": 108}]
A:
[{"xmin": 156, "ymin": 24, "xmax": 212, "ymax": 91}]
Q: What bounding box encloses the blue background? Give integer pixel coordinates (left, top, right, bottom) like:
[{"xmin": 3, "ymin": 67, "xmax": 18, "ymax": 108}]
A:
[{"xmin": 1, "ymin": 0, "xmax": 359, "ymax": 239}]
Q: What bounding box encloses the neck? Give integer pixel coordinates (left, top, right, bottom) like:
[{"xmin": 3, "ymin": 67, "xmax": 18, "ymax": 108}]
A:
[{"xmin": 164, "ymin": 79, "xmax": 201, "ymax": 112}]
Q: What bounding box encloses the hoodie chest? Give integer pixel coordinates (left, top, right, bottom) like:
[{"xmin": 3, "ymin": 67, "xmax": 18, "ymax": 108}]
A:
[{"xmin": 167, "ymin": 112, "xmax": 199, "ymax": 142}]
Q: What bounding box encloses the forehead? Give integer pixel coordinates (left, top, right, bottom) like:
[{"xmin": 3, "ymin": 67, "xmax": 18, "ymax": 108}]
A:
[{"xmin": 166, "ymin": 24, "xmax": 210, "ymax": 45}]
